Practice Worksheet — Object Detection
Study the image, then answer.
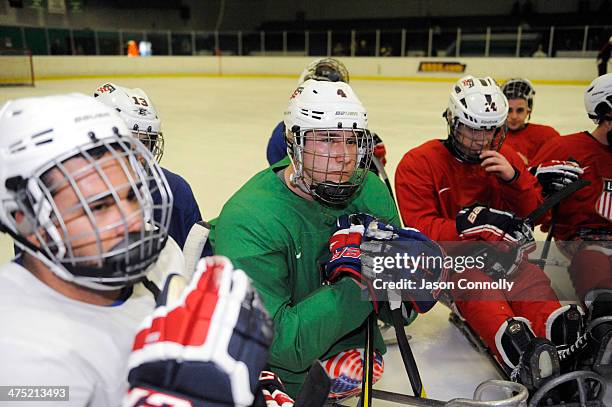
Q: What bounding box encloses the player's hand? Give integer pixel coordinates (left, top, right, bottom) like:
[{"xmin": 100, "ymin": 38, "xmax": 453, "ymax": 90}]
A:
[
  {"xmin": 456, "ymin": 204, "xmax": 535, "ymax": 278},
  {"xmin": 257, "ymin": 371, "xmax": 294, "ymax": 407},
  {"xmin": 531, "ymin": 160, "xmax": 584, "ymax": 197},
  {"xmin": 360, "ymin": 219, "xmax": 448, "ymax": 313},
  {"xmin": 480, "ymin": 150, "xmax": 516, "ymax": 182},
  {"xmin": 372, "ymin": 133, "xmax": 387, "ymax": 166},
  {"xmin": 324, "ymin": 214, "xmax": 365, "ymax": 284},
  {"xmin": 456, "ymin": 204, "xmax": 534, "ymax": 244},
  {"xmin": 123, "ymin": 256, "xmax": 273, "ymax": 407}
]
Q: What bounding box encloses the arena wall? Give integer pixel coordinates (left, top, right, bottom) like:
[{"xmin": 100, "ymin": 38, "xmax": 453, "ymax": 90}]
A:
[{"xmin": 19, "ymin": 56, "xmax": 597, "ymax": 84}]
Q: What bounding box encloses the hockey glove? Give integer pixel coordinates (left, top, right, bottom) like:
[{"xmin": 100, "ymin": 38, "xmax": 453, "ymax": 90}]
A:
[
  {"xmin": 257, "ymin": 371, "xmax": 294, "ymax": 407},
  {"xmin": 456, "ymin": 204, "xmax": 536, "ymax": 278},
  {"xmin": 123, "ymin": 256, "xmax": 273, "ymax": 407},
  {"xmin": 531, "ymin": 160, "xmax": 584, "ymax": 197},
  {"xmin": 360, "ymin": 219, "xmax": 449, "ymax": 313},
  {"xmin": 324, "ymin": 214, "xmax": 365, "ymax": 284},
  {"xmin": 324, "ymin": 214, "xmax": 386, "ymax": 312}
]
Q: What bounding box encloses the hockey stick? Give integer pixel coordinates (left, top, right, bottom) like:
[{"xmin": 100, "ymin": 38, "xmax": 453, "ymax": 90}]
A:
[
  {"xmin": 389, "ymin": 300, "xmax": 426, "ymax": 398},
  {"xmin": 523, "ymin": 178, "xmax": 590, "ymax": 268},
  {"xmin": 523, "ymin": 178, "xmax": 590, "ymax": 225},
  {"xmin": 359, "ymin": 313, "xmax": 375, "ymax": 407},
  {"xmin": 372, "ymin": 379, "xmax": 529, "ymax": 406},
  {"xmin": 371, "ymin": 156, "xmax": 395, "ymax": 202},
  {"xmin": 294, "ymin": 361, "xmax": 331, "ymax": 407}
]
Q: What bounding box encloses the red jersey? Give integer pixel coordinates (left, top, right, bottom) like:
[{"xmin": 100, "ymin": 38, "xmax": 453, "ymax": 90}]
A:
[
  {"xmin": 531, "ymin": 131, "xmax": 612, "ymax": 240},
  {"xmin": 395, "ymin": 139, "xmax": 543, "ymax": 241},
  {"xmin": 503, "ymin": 123, "xmax": 560, "ymax": 166}
]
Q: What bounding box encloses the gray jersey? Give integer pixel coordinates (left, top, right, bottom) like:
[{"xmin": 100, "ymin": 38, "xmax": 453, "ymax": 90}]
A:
[{"xmin": 0, "ymin": 238, "xmax": 185, "ymax": 406}]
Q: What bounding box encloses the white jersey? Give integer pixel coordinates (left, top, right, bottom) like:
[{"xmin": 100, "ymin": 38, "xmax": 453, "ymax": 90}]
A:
[{"xmin": 0, "ymin": 237, "xmax": 185, "ymax": 407}]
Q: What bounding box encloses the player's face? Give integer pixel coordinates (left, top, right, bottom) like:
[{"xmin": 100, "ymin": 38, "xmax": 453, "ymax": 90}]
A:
[
  {"xmin": 45, "ymin": 151, "xmax": 145, "ymax": 264},
  {"xmin": 456, "ymin": 124, "xmax": 504, "ymax": 158},
  {"xmin": 507, "ymin": 99, "xmax": 530, "ymax": 131},
  {"xmin": 302, "ymin": 129, "xmax": 359, "ymax": 184}
]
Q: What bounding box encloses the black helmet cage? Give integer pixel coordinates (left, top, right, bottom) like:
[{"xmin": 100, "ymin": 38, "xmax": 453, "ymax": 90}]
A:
[
  {"xmin": 131, "ymin": 123, "xmax": 164, "ymax": 163},
  {"xmin": 445, "ymin": 109, "xmax": 507, "ymax": 164},
  {"xmin": 502, "ymin": 79, "xmax": 535, "ymax": 121},
  {"xmin": 306, "ymin": 58, "xmax": 350, "ymax": 84},
  {"xmin": 285, "ymin": 125, "xmax": 373, "ymax": 206}
]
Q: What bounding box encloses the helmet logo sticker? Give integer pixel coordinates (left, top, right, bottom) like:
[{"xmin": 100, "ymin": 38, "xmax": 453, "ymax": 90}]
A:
[
  {"xmin": 337, "ymin": 89, "xmax": 347, "ymax": 98},
  {"xmin": 138, "ymin": 108, "xmax": 148, "ymax": 116},
  {"xmin": 484, "ymin": 95, "xmax": 498, "ymax": 112},
  {"xmin": 461, "ymin": 78, "xmax": 474, "ymax": 88},
  {"xmin": 290, "ymin": 87, "xmax": 304, "ymax": 100},
  {"xmin": 96, "ymin": 84, "xmax": 115, "ymax": 94}
]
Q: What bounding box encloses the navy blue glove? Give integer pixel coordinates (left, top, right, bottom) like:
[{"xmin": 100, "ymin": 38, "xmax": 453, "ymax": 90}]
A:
[{"xmin": 360, "ymin": 218, "xmax": 449, "ymax": 313}]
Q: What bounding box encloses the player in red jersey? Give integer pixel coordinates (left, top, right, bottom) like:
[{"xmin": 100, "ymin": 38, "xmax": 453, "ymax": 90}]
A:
[
  {"xmin": 395, "ymin": 75, "xmax": 583, "ymax": 394},
  {"xmin": 530, "ymin": 73, "xmax": 612, "ymax": 375},
  {"xmin": 501, "ymin": 78, "xmax": 560, "ymax": 166}
]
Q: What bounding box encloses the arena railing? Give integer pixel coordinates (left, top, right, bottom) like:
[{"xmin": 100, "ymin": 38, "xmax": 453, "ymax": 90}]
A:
[{"xmin": 0, "ymin": 24, "xmax": 609, "ymax": 58}]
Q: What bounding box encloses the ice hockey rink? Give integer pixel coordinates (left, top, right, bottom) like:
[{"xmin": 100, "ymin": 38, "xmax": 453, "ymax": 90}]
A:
[{"xmin": 0, "ymin": 76, "xmax": 610, "ymax": 405}]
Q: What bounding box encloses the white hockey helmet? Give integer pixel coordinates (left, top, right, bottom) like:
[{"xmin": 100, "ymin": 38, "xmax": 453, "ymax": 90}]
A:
[
  {"xmin": 445, "ymin": 75, "xmax": 509, "ymax": 163},
  {"xmin": 297, "ymin": 58, "xmax": 350, "ymax": 85},
  {"xmin": 93, "ymin": 83, "xmax": 164, "ymax": 162},
  {"xmin": 502, "ymin": 78, "xmax": 536, "ymax": 110},
  {"xmin": 584, "ymin": 73, "xmax": 612, "ymax": 124},
  {"xmin": 0, "ymin": 93, "xmax": 172, "ymax": 290},
  {"xmin": 283, "ymin": 79, "xmax": 373, "ymax": 206}
]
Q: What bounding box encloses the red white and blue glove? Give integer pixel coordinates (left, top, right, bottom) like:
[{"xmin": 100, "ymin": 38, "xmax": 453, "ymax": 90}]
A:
[
  {"xmin": 324, "ymin": 214, "xmax": 367, "ymax": 284},
  {"xmin": 123, "ymin": 256, "xmax": 273, "ymax": 407},
  {"xmin": 456, "ymin": 204, "xmax": 536, "ymax": 278},
  {"xmin": 325, "ymin": 214, "xmax": 447, "ymax": 314},
  {"xmin": 531, "ymin": 160, "xmax": 584, "ymax": 197},
  {"xmin": 256, "ymin": 371, "xmax": 295, "ymax": 407}
]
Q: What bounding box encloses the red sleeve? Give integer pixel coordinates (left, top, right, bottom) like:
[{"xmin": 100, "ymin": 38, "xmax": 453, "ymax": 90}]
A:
[
  {"xmin": 497, "ymin": 145, "xmax": 544, "ymax": 218},
  {"xmin": 530, "ymin": 136, "xmax": 573, "ymax": 168},
  {"xmin": 395, "ymin": 150, "xmax": 460, "ymax": 241}
]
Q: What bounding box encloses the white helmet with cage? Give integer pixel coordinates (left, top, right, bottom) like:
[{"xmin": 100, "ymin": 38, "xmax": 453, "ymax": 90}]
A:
[
  {"xmin": 445, "ymin": 75, "xmax": 509, "ymax": 163},
  {"xmin": 0, "ymin": 93, "xmax": 172, "ymax": 291},
  {"xmin": 283, "ymin": 79, "xmax": 372, "ymax": 206},
  {"xmin": 502, "ymin": 78, "xmax": 536, "ymax": 110},
  {"xmin": 93, "ymin": 83, "xmax": 165, "ymax": 162},
  {"xmin": 297, "ymin": 58, "xmax": 350, "ymax": 85},
  {"xmin": 584, "ymin": 73, "xmax": 612, "ymax": 124}
]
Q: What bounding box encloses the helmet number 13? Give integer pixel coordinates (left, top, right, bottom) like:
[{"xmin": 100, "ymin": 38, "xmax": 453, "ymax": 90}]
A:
[{"xmin": 132, "ymin": 97, "xmax": 148, "ymax": 107}]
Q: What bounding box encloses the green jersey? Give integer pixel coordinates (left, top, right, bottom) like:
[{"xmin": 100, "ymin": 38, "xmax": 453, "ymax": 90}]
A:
[{"xmin": 210, "ymin": 158, "xmax": 401, "ymax": 396}]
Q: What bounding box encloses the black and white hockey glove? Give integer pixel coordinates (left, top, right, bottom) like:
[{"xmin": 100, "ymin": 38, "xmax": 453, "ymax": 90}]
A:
[
  {"xmin": 531, "ymin": 160, "xmax": 584, "ymax": 197},
  {"xmin": 456, "ymin": 204, "xmax": 535, "ymax": 278},
  {"xmin": 123, "ymin": 256, "xmax": 273, "ymax": 407}
]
